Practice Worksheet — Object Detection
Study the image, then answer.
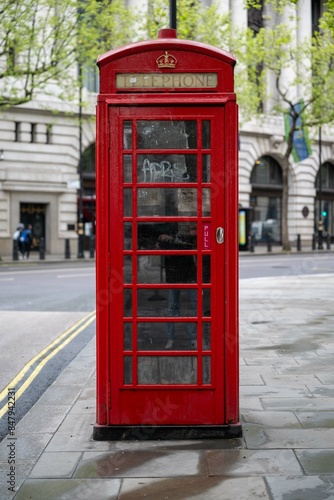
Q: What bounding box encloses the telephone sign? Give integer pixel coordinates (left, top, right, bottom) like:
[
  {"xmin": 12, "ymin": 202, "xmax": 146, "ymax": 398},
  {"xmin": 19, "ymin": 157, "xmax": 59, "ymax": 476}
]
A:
[{"xmin": 94, "ymin": 29, "xmax": 241, "ymax": 440}]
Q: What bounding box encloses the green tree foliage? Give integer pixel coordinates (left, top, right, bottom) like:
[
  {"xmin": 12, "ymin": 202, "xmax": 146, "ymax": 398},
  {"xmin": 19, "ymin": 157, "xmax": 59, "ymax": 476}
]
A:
[
  {"xmin": 0, "ymin": 0, "xmax": 135, "ymax": 107},
  {"xmin": 142, "ymin": 0, "xmax": 231, "ymax": 48},
  {"xmin": 0, "ymin": 0, "xmax": 79, "ymax": 106}
]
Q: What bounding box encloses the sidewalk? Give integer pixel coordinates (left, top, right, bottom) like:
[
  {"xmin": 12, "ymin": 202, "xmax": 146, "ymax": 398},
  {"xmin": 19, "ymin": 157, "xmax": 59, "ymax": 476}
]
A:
[
  {"xmin": 1, "ymin": 274, "xmax": 334, "ymax": 498},
  {"xmin": 1, "ymin": 241, "xmax": 333, "ymax": 266},
  {"xmin": 0, "ymin": 251, "xmax": 95, "ymax": 265}
]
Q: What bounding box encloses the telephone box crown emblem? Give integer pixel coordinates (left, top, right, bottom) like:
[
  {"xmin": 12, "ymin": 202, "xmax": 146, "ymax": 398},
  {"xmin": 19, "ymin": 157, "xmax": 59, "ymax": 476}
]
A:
[{"xmin": 156, "ymin": 51, "xmax": 177, "ymax": 69}]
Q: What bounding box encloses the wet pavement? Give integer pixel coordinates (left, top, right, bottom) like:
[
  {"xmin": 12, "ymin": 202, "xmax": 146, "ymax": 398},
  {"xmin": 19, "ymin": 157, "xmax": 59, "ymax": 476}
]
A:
[{"xmin": 1, "ymin": 272, "xmax": 334, "ymax": 499}]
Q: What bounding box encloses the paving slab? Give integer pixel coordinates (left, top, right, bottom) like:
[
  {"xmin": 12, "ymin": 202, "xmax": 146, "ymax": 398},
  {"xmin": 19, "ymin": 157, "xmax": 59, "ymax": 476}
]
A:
[
  {"xmin": 73, "ymin": 450, "xmax": 207, "ymax": 478},
  {"xmin": 295, "ymin": 449, "xmax": 334, "ymax": 475},
  {"xmin": 14, "ymin": 478, "xmax": 121, "ymax": 500},
  {"xmin": 265, "ymin": 475, "xmax": 334, "ymax": 500},
  {"xmin": 118, "ymin": 476, "xmax": 270, "ymax": 499},
  {"xmin": 205, "ymin": 449, "xmax": 303, "ymax": 476},
  {"xmin": 244, "ymin": 426, "xmax": 334, "ymax": 449}
]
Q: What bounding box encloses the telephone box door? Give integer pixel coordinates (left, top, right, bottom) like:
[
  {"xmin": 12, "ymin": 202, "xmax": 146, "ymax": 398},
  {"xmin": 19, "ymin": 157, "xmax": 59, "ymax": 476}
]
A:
[{"xmin": 104, "ymin": 104, "xmax": 239, "ymax": 431}]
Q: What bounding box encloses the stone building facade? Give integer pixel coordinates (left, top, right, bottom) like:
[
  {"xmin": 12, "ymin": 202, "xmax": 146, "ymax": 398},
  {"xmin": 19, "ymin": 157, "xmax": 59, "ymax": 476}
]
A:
[{"xmin": 0, "ymin": 0, "xmax": 332, "ymax": 256}]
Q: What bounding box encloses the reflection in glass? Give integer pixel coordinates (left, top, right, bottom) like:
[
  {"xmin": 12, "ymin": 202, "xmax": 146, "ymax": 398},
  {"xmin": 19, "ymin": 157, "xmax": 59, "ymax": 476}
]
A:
[
  {"xmin": 138, "ymin": 356, "xmax": 197, "ymax": 384},
  {"xmin": 137, "ymin": 288, "xmax": 197, "ymax": 317},
  {"xmin": 138, "ymin": 222, "xmax": 197, "ymax": 251},
  {"xmin": 138, "ymin": 255, "xmax": 164, "ymax": 284},
  {"xmin": 203, "ymin": 289, "xmax": 211, "ymax": 317},
  {"xmin": 202, "ymin": 323, "xmax": 211, "ymax": 350},
  {"xmin": 137, "ymin": 120, "xmax": 196, "ymax": 149},
  {"xmin": 124, "ymin": 223, "xmax": 132, "ymax": 250},
  {"xmin": 124, "ymin": 289, "xmax": 132, "ymax": 317},
  {"xmin": 202, "ymin": 188, "xmax": 211, "ymax": 216},
  {"xmin": 123, "ymin": 155, "xmax": 132, "ymax": 182},
  {"xmin": 202, "ymin": 356, "xmax": 211, "ymax": 384},
  {"xmin": 124, "ymin": 188, "xmax": 132, "ymax": 216},
  {"xmin": 124, "ymin": 256, "xmax": 132, "ymax": 284},
  {"xmin": 123, "ymin": 121, "xmax": 132, "ymax": 149},
  {"xmin": 202, "ymin": 256, "xmax": 211, "ymax": 283},
  {"xmin": 124, "ymin": 356, "xmax": 132, "ymax": 384},
  {"xmin": 137, "ymin": 188, "xmax": 197, "ymax": 217},
  {"xmin": 124, "ymin": 323, "xmax": 132, "ymax": 350},
  {"xmin": 202, "ymin": 155, "xmax": 211, "ymax": 182},
  {"xmin": 137, "ymin": 322, "xmax": 197, "ymax": 351},
  {"xmin": 202, "ymin": 121, "xmax": 210, "ymax": 149},
  {"xmin": 137, "ymin": 154, "xmax": 197, "ymax": 183}
]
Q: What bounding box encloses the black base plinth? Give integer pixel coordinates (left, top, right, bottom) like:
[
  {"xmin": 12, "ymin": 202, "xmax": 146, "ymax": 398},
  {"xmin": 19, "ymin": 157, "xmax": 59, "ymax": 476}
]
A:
[{"xmin": 93, "ymin": 423, "xmax": 242, "ymax": 441}]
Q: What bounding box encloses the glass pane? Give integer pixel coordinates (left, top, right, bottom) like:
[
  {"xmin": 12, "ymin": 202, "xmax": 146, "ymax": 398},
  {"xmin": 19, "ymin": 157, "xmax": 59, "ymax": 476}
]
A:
[
  {"xmin": 138, "ymin": 255, "xmax": 164, "ymax": 283},
  {"xmin": 123, "ymin": 121, "xmax": 132, "ymax": 149},
  {"xmin": 124, "ymin": 223, "xmax": 132, "ymax": 249},
  {"xmin": 250, "ymin": 196, "xmax": 281, "ymax": 243},
  {"xmin": 124, "ymin": 323, "xmax": 132, "ymax": 350},
  {"xmin": 202, "ymin": 188, "xmax": 211, "ymax": 216},
  {"xmin": 202, "ymin": 154, "xmax": 211, "ymax": 182},
  {"xmin": 138, "ymin": 254, "xmax": 197, "ymax": 284},
  {"xmin": 202, "ymin": 322, "xmax": 211, "ymax": 350},
  {"xmin": 203, "ymin": 289, "xmax": 211, "ymax": 317},
  {"xmin": 138, "ymin": 356, "xmax": 197, "ymax": 384},
  {"xmin": 124, "ymin": 188, "xmax": 132, "ymax": 216},
  {"xmin": 124, "ymin": 256, "xmax": 132, "ymax": 284},
  {"xmin": 137, "ymin": 120, "xmax": 196, "ymax": 149},
  {"xmin": 124, "ymin": 289, "xmax": 132, "ymax": 317},
  {"xmin": 124, "ymin": 356, "xmax": 132, "ymax": 384},
  {"xmin": 202, "ymin": 255, "xmax": 211, "ymax": 283},
  {"xmin": 138, "ymin": 154, "xmax": 197, "ymax": 182},
  {"xmin": 137, "ymin": 322, "xmax": 197, "ymax": 351},
  {"xmin": 202, "ymin": 121, "xmax": 210, "ymax": 149},
  {"xmin": 137, "ymin": 188, "xmax": 197, "ymax": 216},
  {"xmin": 123, "ymin": 155, "xmax": 132, "ymax": 182},
  {"xmin": 137, "ymin": 288, "xmax": 197, "ymax": 317},
  {"xmin": 202, "ymin": 356, "xmax": 211, "ymax": 384},
  {"xmin": 138, "ymin": 222, "xmax": 197, "ymax": 250}
]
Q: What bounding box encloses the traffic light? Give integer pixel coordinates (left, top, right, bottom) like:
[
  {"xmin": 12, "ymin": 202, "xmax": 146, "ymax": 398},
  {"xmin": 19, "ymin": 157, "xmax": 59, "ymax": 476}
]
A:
[{"xmin": 322, "ymin": 210, "xmax": 327, "ymax": 217}]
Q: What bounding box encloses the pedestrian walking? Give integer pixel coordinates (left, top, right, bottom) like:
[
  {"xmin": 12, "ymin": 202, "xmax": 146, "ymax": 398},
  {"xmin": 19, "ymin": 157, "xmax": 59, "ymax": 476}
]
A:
[
  {"xmin": 20, "ymin": 225, "xmax": 33, "ymax": 259},
  {"xmin": 13, "ymin": 223, "xmax": 24, "ymax": 259}
]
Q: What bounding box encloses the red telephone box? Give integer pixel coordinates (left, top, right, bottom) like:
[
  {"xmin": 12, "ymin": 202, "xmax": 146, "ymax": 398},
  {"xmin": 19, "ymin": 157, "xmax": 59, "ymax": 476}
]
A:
[{"xmin": 94, "ymin": 29, "xmax": 240, "ymax": 440}]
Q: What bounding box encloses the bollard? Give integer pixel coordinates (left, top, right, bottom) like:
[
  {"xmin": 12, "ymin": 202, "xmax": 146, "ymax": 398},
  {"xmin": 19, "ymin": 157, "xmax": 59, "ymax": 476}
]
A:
[
  {"xmin": 297, "ymin": 234, "xmax": 301, "ymax": 251},
  {"xmin": 266, "ymin": 233, "xmax": 272, "ymax": 252},
  {"xmin": 65, "ymin": 238, "xmax": 71, "ymax": 259},
  {"xmin": 13, "ymin": 239, "xmax": 19, "ymax": 261},
  {"xmin": 327, "ymin": 234, "xmax": 331, "ymax": 251},
  {"xmin": 89, "ymin": 235, "xmax": 95, "ymax": 258},
  {"xmin": 312, "ymin": 233, "xmax": 316, "ymax": 250},
  {"xmin": 39, "ymin": 237, "xmax": 45, "ymax": 260},
  {"xmin": 248, "ymin": 233, "xmax": 255, "ymax": 253}
]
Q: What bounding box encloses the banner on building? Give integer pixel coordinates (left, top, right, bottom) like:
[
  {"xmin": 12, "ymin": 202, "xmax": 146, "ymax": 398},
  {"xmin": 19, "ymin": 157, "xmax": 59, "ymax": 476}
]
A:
[{"xmin": 284, "ymin": 100, "xmax": 312, "ymax": 162}]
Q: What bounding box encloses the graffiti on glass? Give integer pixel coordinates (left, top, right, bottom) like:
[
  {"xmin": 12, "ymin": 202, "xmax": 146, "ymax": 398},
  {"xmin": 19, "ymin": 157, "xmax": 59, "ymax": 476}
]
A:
[{"xmin": 141, "ymin": 158, "xmax": 189, "ymax": 183}]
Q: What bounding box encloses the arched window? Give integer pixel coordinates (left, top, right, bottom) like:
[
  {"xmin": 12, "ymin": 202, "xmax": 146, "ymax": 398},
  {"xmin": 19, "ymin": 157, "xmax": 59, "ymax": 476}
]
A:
[
  {"xmin": 80, "ymin": 143, "xmax": 96, "ymax": 200},
  {"xmin": 315, "ymin": 161, "xmax": 334, "ymax": 235},
  {"xmin": 250, "ymin": 156, "xmax": 283, "ymax": 186},
  {"xmin": 250, "ymin": 156, "xmax": 283, "ymax": 243},
  {"xmin": 82, "ymin": 143, "xmax": 96, "ymax": 173}
]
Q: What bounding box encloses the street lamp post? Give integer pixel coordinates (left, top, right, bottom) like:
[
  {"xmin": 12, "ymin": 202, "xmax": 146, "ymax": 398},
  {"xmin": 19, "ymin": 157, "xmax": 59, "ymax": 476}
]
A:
[
  {"xmin": 170, "ymin": 0, "xmax": 177, "ymax": 30},
  {"xmin": 77, "ymin": 63, "xmax": 84, "ymax": 258},
  {"xmin": 318, "ymin": 126, "xmax": 323, "ymax": 250}
]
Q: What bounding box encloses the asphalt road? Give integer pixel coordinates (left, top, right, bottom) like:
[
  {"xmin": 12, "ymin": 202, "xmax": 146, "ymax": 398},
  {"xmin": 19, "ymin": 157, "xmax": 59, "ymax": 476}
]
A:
[{"xmin": 239, "ymin": 251, "xmax": 334, "ymax": 279}]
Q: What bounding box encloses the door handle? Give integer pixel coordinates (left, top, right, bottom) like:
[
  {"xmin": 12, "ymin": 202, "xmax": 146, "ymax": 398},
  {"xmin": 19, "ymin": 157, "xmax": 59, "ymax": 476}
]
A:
[{"xmin": 216, "ymin": 227, "xmax": 224, "ymax": 244}]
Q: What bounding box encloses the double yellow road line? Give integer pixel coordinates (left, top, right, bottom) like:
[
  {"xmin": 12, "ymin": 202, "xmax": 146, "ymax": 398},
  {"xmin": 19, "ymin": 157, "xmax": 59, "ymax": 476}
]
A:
[{"xmin": 0, "ymin": 310, "xmax": 96, "ymax": 419}]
